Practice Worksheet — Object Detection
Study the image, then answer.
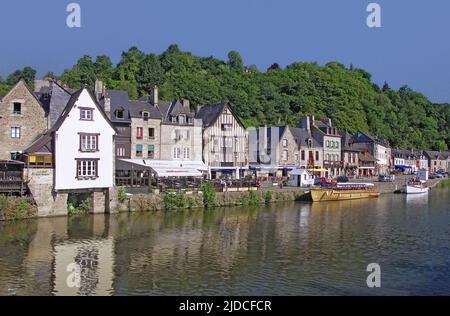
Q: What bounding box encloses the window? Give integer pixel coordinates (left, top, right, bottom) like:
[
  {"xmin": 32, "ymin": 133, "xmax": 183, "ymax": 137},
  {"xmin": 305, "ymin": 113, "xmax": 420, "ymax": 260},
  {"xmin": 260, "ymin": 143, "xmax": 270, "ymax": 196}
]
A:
[
  {"xmin": 295, "ymin": 153, "xmax": 299, "ymax": 162},
  {"xmin": 10, "ymin": 152, "xmax": 21, "ymax": 161},
  {"xmin": 282, "ymin": 150, "xmax": 288, "ymax": 161},
  {"xmin": 13, "ymin": 102, "xmax": 22, "ymax": 115},
  {"xmin": 235, "ymin": 138, "xmax": 239, "ymax": 150},
  {"xmin": 301, "ymin": 150, "xmax": 305, "ymax": 161},
  {"xmin": 148, "ymin": 145, "xmax": 155, "ymax": 159},
  {"xmin": 136, "ymin": 144, "xmax": 143, "ymax": 157},
  {"xmin": 116, "ymin": 147, "xmax": 126, "ymax": 157},
  {"xmin": 142, "ymin": 111, "xmax": 149, "ymax": 121},
  {"xmin": 183, "ymin": 148, "xmax": 190, "ymax": 159},
  {"xmin": 326, "ymin": 141, "xmax": 330, "ymax": 148},
  {"xmin": 222, "ymin": 124, "xmax": 232, "ymax": 131},
  {"xmin": 171, "ymin": 116, "xmax": 177, "ymax": 123},
  {"xmin": 308, "ymin": 139, "xmax": 313, "ymax": 148},
  {"xmin": 80, "ymin": 108, "xmax": 93, "ymax": 121},
  {"xmin": 224, "ymin": 137, "xmax": 233, "ymax": 148},
  {"xmin": 179, "ymin": 115, "xmax": 186, "ymax": 124},
  {"xmin": 77, "ymin": 160, "xmax": 98, "ymax": 178},
  {"xmin": 11, "ymin": 127, "xmax": 21, "ymax": 139},
  {"xmin": 79, "ymin": 134, "xmax": 99, "ymax": 152},
  {"xmin": 29, "ymin": 155, "xmax": 52, "ymax": 168},
  {"xmin": 116, "ymin": 109, "xmax": 124, "ymax": 119},
  {"xmin": 282, "ymin": 139, "xmax": 288, "ymax": 147},
  {"xmin": 316, "ymin": 151, "xmax": 320, "ymax": 161},
  {"xmin": 148, "ymin": 128, "xmax": 155, "ymax": 139},
  {"xmin": 173, "ymin": 147, "xmax": 181, "ymax": 159},
  {"xmin": 136, "ymin": 127, "xmax": 143, "ymax": 139}
]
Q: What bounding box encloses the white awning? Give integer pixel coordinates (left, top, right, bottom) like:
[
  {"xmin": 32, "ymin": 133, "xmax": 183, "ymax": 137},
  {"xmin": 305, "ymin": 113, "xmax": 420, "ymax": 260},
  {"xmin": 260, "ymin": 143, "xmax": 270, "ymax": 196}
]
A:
[{"xmin": 118, "ymin": 159, "xmax": 207, "ymax": 177}]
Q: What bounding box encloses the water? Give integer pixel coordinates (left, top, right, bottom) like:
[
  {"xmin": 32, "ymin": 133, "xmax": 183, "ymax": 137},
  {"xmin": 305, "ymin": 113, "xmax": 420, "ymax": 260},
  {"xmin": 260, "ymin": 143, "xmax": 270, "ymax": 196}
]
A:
[{"xmin": 0, "ymin": 189, "xmax": 449, "ymax": 296}]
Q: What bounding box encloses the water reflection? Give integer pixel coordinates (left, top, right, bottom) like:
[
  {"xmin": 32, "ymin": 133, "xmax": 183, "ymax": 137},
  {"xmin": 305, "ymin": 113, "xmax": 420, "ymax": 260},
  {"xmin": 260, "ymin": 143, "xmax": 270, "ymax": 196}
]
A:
[{"xmin": 0, "ymin": 189, "xmax": 449, "ymax": 296}]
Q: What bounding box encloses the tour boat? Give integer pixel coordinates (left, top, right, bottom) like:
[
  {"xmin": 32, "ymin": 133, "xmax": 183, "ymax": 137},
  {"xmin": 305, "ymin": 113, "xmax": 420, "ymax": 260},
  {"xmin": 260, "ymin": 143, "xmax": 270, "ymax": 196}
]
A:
[
  {"xmin": 401, "ymin": 179, "xmax": 429, "ymax": 195},
  {"xmin": 310, "ymin": 183, "xmax": 380, "ymax": 202}
]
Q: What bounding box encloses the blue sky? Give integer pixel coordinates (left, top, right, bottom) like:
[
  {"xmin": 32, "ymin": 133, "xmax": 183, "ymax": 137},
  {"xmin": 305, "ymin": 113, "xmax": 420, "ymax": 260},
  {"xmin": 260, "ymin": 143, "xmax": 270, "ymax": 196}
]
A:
[{"xmin": 1, "ymin": 0, "xmax": 449, "ymax": 103}]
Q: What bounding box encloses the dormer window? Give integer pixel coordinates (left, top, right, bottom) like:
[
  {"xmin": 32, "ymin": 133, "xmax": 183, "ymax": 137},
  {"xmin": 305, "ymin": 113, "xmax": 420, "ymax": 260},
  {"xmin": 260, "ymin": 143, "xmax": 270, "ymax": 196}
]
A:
[
  {"xmin": 179, "ymin": 115, "xmax": 186, "ymax": 124},
  {"xmin": 80, "ymin": 108, "xmax": 93, "ymax": 121},
  {"xmin": 171, "ymin": 116, "xmax": 177, "ymax": 123},
  {"xmin": 142, "ymin": 111, "xmax": 150, "ymax": 121},
  {"xmin": 116, "ymin": 108, "xmax": 124, "ymax": 119},
  {"xmin": 282, "ymin": 139, "xmax": 288, "ymax": 147},
  {"xmin": 308, "ymin": 139, "xmax": 313, "ymax": 148}
]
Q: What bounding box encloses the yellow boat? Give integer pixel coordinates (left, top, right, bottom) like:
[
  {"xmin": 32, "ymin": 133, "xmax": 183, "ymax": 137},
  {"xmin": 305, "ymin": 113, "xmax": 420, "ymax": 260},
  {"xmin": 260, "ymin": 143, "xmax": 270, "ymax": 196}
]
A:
[{"xmin": 310, "ymin": 183, "xmax": 380, "ymax": 202}]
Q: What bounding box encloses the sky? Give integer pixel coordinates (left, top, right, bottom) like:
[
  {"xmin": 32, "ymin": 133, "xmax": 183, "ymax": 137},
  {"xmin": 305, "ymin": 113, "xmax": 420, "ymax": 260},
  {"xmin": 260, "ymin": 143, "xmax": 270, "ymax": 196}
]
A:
[{"xmin": 0, "ymin": 0, "xmax": 449, "ymax": 103}]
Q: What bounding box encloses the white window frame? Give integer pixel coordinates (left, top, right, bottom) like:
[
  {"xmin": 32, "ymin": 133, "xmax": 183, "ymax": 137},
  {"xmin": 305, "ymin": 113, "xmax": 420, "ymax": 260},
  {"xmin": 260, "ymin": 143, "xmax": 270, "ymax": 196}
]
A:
[
  {"xmin": 173, "ymin": 147, "xmax": 181, "ymax": 159},
  {"xmin": 80, "ymin": 108, "xmax": 93, "ymax": 120},
  {"xmin": 183, "ymin": 147, "xmax": 190, "ymax": 159},
  {"xmin": 11, "ymin": 127, "xmax": 21, "ymax": 139},
  {"xmin": 77, "ymin": 160, "xmax": 98, "ymax": 178}
]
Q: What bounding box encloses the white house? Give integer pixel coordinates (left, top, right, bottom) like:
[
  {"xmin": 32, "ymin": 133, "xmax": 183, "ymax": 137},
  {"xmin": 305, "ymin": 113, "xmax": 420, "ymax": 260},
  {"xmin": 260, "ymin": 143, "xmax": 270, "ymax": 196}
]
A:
[{"xmin": 25, "ymin": 87, "xmax": 117, "ymax": 215}]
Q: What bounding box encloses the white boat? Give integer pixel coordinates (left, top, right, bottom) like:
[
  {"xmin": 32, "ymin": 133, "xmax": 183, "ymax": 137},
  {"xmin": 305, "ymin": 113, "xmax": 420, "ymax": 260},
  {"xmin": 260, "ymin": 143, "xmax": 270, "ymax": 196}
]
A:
[
  {"xmin": 405, "ymin": 184, "xmax": 429, "ymax": 194},
  {"xmin": 402, "ymin": 179, "xmax": 429, "ymax": 194}
]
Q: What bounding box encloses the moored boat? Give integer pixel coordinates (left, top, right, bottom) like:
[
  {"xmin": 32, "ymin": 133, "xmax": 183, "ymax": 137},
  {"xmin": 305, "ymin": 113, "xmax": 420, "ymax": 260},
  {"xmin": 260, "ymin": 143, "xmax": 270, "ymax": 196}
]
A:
[
  {"xmin": 402, "ymin": 179, "xmax": 429, "ymax": 194},
  {"xmin": 310, "ymin": 183, "xmax": 380, "ymax": 202}
]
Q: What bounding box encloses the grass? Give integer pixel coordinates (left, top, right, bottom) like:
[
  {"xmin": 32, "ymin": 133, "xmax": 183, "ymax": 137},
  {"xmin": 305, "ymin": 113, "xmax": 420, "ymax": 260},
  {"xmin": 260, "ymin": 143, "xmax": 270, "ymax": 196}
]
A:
[{"xmin": 437, "ymin": 179, "xmax": 450, "ymax": 189}]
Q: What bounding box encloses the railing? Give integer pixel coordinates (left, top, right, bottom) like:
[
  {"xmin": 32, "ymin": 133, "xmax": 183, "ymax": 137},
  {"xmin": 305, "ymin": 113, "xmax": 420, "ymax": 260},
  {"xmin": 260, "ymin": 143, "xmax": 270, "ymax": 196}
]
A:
[
  {"xmin": 324, "ymin": 160, "xmax": 344, "ymax": 167},
  {"xmin": 0, "ymin": 179, "xmax": 26, "ymax": 194}
]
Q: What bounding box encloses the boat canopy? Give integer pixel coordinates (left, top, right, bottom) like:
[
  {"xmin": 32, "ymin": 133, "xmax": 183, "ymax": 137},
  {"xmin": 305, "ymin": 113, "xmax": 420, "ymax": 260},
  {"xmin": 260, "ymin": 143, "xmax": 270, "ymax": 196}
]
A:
[
  {"xmin": 336, "ymin": 182, "xmax": 375, "ymax": 188},
  {"xmin": 395, "ymin": 165, "xmax": 413, "ymax": 170}
]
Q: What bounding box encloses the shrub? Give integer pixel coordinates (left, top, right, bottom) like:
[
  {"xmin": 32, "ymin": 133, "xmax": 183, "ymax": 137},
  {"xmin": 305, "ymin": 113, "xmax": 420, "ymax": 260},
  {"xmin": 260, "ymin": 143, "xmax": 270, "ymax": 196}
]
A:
[
  {"xmin": 243, "ymin": 191, "xmax": 261, "ymax": 207},
  {"xmin": 201, "ymin": 182, "xmax": 216, "ymax": 208},
  {"xmin": 68, "ymin": 198, "xmax": 91, "ymax": 217},
  {"xmin": 0, "ymin": 195, "xmax": 36, "ymax": 221},
  {"xmin": 117, "ymin": 187, "xmax": 128, "ymax": 204},
  {"xmin": 163, "ymin": 192, "xmax": 187, "ymax": 210},
  {"xmin": 264, "ymin": 191, "xmax": 272, "ymax": 204}
]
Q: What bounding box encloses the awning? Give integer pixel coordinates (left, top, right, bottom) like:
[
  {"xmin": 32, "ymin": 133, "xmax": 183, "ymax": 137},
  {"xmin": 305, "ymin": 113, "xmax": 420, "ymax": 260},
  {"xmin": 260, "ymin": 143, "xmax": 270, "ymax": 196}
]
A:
[
  {"xmin": 308, "ymin": 168, "xmax": 328, "ymax": 172},
  {"xmin": 118, "ymin": 159, "xmax": 207, "ymax": 177},
  {"xmin": 395, "ymin": 165, "xmax": 413, "ymax": 169}
]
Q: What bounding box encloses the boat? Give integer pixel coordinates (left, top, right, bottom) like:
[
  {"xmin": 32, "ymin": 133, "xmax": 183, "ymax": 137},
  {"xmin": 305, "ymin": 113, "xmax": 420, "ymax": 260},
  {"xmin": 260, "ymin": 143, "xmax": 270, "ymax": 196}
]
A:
[
  {"xmin": 310, "ymin": 183, "xmax": 380, "ymax": 202},
  {"xmin": 401, "ymin": 179, "xmax": 429, "ymax": 195}
]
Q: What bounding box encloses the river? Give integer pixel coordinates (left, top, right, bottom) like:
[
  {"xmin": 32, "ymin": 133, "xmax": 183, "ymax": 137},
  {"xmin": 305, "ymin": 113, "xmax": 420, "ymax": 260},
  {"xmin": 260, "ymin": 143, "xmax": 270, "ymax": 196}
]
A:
[{"xmin": 0, "ymin": 188, "xmax": 449, "ymax": 296}]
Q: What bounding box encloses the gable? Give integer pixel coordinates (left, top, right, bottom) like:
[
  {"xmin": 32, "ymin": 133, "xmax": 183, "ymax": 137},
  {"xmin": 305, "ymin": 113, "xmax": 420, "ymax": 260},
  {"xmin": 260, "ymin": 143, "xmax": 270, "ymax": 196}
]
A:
[
  {"xmin": 52, "ymin": 88, "xmax": 117, "ymax": 134},
  {"xmin": 0, "ymin": 80, "xmax": 46, "ymax": 115}
]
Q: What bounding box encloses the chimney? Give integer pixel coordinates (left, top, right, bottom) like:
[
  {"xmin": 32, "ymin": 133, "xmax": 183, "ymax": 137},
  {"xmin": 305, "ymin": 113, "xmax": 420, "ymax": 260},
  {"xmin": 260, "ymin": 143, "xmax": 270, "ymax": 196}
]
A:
[
  {"xmin": 151, "ymin": 85, "xmax": 159, "ymax": 106},
  {"xmin": 328, "ymin": 118, "xmax": 332, "ymax": 127},
  {"xmin": 311, "ymin": 115, "xmax": 315, "ymax": 126},
  {"xmin": 182, "ymin": 99, "xmax": 191, "ymax": 113},
  {"xmin": 104, "ymin": 93, "xmax": 111, "ymax": 116},
  {"xmin": 306, "ymin": 116, "xmax": 311, "ymax": 132},
  {"xmin": 94, "ymin": 80, "xmax": 104, "ymax": 100}
]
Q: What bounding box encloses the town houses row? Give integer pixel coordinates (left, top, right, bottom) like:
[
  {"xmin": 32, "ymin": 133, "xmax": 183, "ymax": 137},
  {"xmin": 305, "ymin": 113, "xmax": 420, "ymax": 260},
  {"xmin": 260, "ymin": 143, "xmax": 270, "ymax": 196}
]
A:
[{"xmin": 1, "ymin": 79, "xmax": 449, "ymax": 213}]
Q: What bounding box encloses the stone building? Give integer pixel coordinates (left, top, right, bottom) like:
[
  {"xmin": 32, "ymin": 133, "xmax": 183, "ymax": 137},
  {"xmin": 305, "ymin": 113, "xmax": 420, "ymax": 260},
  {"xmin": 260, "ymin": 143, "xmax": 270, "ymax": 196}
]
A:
[
  {"xmin": 0, "ymin": 80, "xmax": 48, "ymax": 160},
  {"xmin": 351, "ymin": 131, "xmax": 392, "ymax": 176},
  {"xmin": 298, "ymin": 116, "xmax": 342, "ymax": 178},
  {"xmin": 340, "ymin": 130, "xmax": 360, "ymax": 178},
  {"xmin": 196, "ymin": 102, "xmax": 248, "ymax": 179},
  {"xmin": 424, "ymin": 151, "xmax": 449, "ymax": 173}
]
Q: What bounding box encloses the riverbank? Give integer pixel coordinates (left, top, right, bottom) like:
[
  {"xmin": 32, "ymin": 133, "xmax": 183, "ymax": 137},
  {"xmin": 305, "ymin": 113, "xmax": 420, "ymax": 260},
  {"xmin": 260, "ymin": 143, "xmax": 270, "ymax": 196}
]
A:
[{"xmin": 0, "ymin": 177, "xmax": 446, "ymax": 221}]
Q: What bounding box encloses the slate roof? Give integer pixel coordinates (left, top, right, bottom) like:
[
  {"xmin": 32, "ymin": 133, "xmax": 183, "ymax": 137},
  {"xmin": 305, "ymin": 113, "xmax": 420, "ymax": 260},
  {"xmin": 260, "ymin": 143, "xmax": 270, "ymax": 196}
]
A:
[
  {"xmin": 424, "ymin": 151, "xmax": 449, "ymax": 160},
  {"xmin": 392, "ymin": 149, "xmax": 425, "ymax": 160},
  {"xmin": 289, "ymin": 127, "xmax": 322, "ymax": 148},
  {"xmin": 195, "ymin": 103, "xmax": 226, "ymax": 127},
  {"xmin": 352, "ymin": 131, "xmax": 390, "ymax": 147},
  {"xmin": 100, "ymin": 90, "xmax": 132, "ymax": 123},
  {"xmin": 339, "ymin": 130, "xmax": 359, "ymax": 151},
  {"xmin": 129, "ymin": 101, "xmax": 162, "ymax": 119},
  {"xmin": 24, "ymin": 134, "xmax": 53, "ymax": 154}
]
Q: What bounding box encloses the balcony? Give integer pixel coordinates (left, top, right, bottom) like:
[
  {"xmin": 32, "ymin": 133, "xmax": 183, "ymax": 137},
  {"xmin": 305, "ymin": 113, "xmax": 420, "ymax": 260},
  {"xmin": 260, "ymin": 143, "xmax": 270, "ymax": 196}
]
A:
[{"xmin": 324, "ymin": 160, "xmax": 344, "ymax": 167}]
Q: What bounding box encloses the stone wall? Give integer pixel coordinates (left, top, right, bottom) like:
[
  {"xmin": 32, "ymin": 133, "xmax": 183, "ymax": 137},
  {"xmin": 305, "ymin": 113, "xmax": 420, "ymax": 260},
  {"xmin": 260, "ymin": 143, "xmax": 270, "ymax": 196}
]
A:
[
  {"xmin": 114, "ymin": 189, "xmax": 308, "ymax": 213},
  {"xmin": 25, "ymin": 168, "xmax": 68, "ymax": 217},
  {"xmin": 0, "ymin": 80, "xmax": 48, "ymax": 160}
]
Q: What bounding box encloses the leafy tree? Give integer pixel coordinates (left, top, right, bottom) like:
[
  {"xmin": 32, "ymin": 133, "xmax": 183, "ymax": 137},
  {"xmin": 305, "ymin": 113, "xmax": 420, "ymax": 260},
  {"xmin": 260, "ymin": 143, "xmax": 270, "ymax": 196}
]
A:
[
  {"xmin": 227, "ymin": 51, "xmax": 244, "ymax": 72},
  {"xmin": 6, "ymin": 66, "xmax": 36, "ymax": 89}
]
